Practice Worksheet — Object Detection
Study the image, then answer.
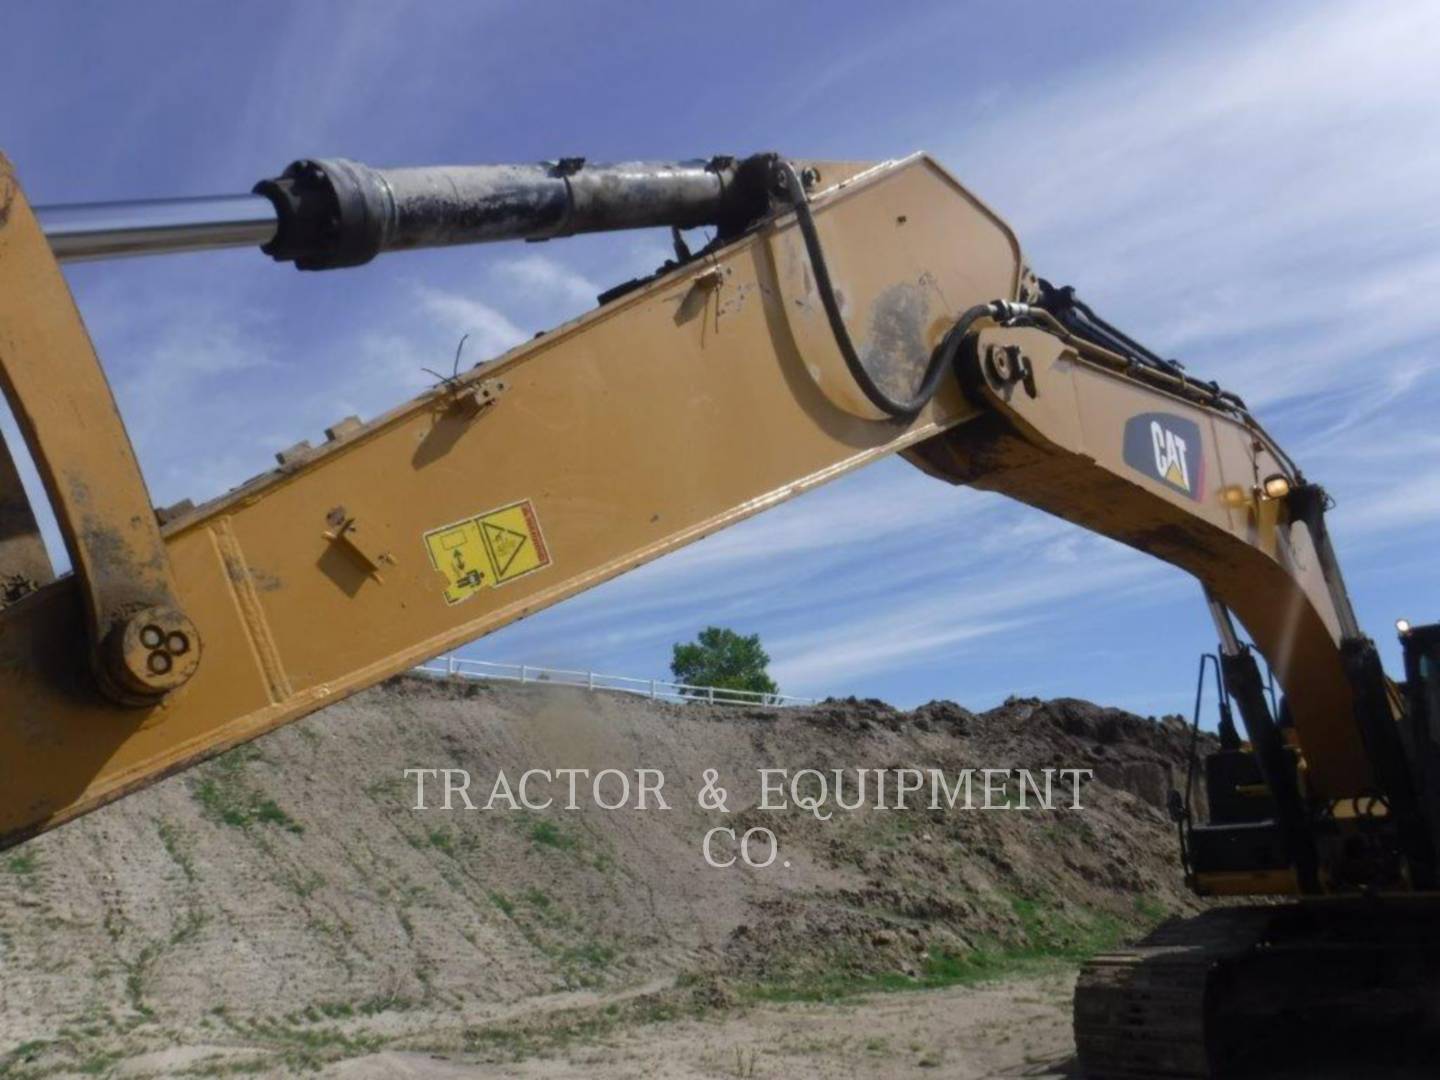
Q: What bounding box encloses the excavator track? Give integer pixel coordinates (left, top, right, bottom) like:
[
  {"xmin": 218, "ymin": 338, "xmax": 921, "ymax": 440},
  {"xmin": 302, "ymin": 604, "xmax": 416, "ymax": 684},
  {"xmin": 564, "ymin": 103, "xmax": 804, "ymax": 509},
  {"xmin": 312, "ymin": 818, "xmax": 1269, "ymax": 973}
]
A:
[
  {"xmin": 1075, "ymin": 900, "xmax": 1440, "ymax": 1079},
  {"xmin": 1075, "ymin": 906, "xmax": 1276, "ymax": 1079}
]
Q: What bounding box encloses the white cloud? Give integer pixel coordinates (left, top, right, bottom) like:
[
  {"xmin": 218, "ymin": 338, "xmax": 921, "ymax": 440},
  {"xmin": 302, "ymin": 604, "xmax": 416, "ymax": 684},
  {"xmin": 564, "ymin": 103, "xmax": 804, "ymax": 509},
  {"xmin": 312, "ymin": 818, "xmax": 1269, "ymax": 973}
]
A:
[
  {"xmin": 414, "ymin": 285, "xmax": 528, "ymax": 361},
  {"xmin": 767, "ymin": 541, "xmax": 1167, "ymax": 689},
  {"xmin": 901, "ymin": 0, "xmax": 1440, "ymax": 566},
  {"xmin": 492, "ymin": 254, "xmax": 600, "ymax": 311},
  {"xmin": 946, "ymin": 1, "xmax": 1440, "ymax": 410}
]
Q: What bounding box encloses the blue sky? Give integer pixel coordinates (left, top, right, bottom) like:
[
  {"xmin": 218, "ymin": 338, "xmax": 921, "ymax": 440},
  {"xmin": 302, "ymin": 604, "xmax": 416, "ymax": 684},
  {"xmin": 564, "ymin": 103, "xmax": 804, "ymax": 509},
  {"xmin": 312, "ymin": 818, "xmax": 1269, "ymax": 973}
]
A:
[{"xmin": 2, "ymin": 1, "xmax": 1437, "ymax": 717}]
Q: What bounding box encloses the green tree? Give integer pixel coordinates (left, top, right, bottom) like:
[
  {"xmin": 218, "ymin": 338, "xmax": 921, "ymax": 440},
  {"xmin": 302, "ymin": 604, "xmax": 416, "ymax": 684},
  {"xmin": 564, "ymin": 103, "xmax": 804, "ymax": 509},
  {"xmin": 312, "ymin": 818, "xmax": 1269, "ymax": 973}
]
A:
[{"xmin": 670, "ymin": 627, "xmax": 779, "ymax": 702}]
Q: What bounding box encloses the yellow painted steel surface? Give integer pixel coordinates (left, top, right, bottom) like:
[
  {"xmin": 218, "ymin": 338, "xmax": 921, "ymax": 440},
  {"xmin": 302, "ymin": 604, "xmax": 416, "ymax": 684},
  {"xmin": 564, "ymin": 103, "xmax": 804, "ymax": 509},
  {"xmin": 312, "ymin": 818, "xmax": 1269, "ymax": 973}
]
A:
[
  {"xmin": 0, "ymin": 158, "xmax": 185, "ymax": 675},
  {"xmin": 913, "ymin": 325, "xmax": 1369, "ymax": 801},
  {"xmin": 0, "ymin": 154, "xmax": 1016, "ymax": 846},
  {"xmin": 1193, "ymin": 869, "xmax": 1300, "ymax": 897},
  {"xmin": 0, "ymin": 147, "xmax": 1383, "ymax": 884}
]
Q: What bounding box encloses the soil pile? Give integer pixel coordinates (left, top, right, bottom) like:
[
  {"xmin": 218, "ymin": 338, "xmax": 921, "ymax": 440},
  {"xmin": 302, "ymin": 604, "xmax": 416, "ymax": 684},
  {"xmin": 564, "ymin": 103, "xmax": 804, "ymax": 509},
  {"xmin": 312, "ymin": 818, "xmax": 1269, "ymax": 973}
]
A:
[{"xmin": 0, "ymin": 675, "xmax": 1212, "ymax": 1077}]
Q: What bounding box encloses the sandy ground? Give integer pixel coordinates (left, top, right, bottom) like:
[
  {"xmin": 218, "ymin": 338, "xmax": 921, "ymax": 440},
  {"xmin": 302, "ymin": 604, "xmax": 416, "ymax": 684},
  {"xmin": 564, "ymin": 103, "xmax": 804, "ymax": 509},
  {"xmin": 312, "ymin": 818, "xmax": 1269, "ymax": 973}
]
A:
[
  {"xmin": 4, "ymin": 678, "xmax": 1433, "ymax": 1076},
  {"xmin": 320, "ymin": 971, "xmax": 1080, "ymax": 1080},
  {"xmin": 0, "ymin": 678, "xmax": 1204, "ymax": 1077}
]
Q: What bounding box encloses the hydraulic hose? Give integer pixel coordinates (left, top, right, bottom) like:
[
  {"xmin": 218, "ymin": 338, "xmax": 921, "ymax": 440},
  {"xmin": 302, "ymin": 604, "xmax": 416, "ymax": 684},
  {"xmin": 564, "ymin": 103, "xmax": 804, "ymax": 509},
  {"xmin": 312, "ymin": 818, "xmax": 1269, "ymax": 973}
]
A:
[{"xmin": 777, "ymin": 162, "xmax": 1013, "ymax": 420}]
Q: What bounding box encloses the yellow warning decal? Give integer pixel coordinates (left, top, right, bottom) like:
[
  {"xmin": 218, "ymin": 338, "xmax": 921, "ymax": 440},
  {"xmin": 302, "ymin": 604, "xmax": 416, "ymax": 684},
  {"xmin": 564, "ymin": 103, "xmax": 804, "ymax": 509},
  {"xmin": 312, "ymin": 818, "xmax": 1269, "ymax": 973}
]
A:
[{"xmin": 424, "ymin": 499, "xmax": 552, "ymax": 606}]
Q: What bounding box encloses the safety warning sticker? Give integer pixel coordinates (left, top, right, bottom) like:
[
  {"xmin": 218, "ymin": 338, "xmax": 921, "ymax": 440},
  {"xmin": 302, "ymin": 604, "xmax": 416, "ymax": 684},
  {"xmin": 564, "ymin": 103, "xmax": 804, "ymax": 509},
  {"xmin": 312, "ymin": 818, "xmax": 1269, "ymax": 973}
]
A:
[{"xmin": 424, "ymin": 500, "xmax": 552, "ymax": 605}]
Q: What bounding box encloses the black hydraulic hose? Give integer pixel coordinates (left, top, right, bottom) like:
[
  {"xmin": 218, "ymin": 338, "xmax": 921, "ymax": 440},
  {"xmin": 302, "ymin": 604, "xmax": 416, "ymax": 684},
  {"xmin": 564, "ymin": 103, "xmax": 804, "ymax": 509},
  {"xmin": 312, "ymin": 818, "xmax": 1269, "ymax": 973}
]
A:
[
  {"xmin": 1037, "ymin": 278, "xmax": 1253, "ymax": 415},
  {"xmin": 1044, "ymin": 281, "xmax": 1176, "ymax": 372},
  {"xmin": 776, "ymin": 162, "xmax": 1010, "ymax": 420}
]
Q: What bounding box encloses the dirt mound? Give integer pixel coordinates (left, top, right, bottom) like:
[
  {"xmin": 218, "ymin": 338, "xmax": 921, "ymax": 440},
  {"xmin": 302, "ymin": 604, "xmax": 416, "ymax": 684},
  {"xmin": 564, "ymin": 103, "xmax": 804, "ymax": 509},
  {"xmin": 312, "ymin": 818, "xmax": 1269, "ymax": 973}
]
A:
[{"xmin": 0, "ymin": 676, "xmax": 1211, "ymax": 1077}]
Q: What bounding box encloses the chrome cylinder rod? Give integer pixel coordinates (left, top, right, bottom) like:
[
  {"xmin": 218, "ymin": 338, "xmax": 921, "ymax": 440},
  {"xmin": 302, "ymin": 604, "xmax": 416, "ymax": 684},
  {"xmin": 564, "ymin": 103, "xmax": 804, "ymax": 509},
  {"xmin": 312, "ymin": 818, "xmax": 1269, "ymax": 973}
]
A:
[{"xmin": 36, "ymin": 194, "xmax": 278, "ymax": 263}]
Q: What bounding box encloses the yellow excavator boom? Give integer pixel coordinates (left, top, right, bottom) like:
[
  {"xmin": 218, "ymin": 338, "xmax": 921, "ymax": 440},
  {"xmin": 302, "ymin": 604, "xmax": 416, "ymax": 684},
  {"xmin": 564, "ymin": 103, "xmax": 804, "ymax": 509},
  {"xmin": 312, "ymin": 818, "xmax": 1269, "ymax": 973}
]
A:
[{"xmin": 1, "ymin": 146, "xmax": 1435, "ymax": 1078}]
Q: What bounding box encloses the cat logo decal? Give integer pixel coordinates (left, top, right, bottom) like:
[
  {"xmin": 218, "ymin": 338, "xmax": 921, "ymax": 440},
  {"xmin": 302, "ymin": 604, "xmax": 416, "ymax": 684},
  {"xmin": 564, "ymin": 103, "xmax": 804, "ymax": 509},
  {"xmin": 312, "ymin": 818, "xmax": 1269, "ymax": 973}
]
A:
[{"xmin": 1122, "ymin": 413, "xmax": 1204, "ymax": 501}]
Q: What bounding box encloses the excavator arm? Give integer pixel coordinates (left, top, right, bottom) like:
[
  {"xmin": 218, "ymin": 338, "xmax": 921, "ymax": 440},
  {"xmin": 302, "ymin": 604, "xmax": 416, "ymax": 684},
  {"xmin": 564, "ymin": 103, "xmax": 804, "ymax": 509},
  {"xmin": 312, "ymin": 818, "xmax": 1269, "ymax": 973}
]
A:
[
  {"xmin": 0, "ymin": 151, "xmax": 1016, "ymax": 845},
  {"xmin": 4, "ymin": 147, "xmax": 1437, "ymax": 1078},
  {"xmin": 0, "ymin": 148, "xmax": 1422, "ymax": 879}
]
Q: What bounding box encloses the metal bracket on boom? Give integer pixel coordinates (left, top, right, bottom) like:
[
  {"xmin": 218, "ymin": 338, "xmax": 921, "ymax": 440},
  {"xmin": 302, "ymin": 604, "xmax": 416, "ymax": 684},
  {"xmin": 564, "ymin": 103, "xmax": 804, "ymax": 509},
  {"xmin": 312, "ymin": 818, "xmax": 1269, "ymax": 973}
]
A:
[{"xmin": 0, "ymin": 155, "xmax": 200, "ymax": 705}]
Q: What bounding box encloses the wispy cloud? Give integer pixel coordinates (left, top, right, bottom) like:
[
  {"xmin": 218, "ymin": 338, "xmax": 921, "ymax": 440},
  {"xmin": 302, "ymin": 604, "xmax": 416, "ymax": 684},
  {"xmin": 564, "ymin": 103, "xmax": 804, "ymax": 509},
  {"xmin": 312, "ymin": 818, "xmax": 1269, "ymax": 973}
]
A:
[
  {"xmin": 924, "ymin": 0, "xmax": 1440, "ymax": 575},
  {"xmin": 414, "ymin": 284, "xmax": 529, "ymax": 359},
  {"xmin": 491, "ymin": 254, "xmax": 600, "ymax": 311}
]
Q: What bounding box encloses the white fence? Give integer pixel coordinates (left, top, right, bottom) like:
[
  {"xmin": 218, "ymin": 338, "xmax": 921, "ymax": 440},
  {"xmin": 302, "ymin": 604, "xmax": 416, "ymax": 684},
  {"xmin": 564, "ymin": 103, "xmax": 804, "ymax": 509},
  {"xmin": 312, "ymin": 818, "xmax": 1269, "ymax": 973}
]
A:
[{"xmin": 415, "ymin": 655, "xmax": 816, "ymax": 708}]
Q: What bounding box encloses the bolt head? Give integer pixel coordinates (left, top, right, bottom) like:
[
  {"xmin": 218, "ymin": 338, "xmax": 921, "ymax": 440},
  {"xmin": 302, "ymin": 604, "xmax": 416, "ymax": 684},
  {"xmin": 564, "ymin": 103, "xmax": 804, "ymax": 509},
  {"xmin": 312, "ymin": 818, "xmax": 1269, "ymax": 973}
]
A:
[
  {"xmin": 110, "ymin": 606, "xmax": 202, "ymax": 697},
  {"xmin": 987, "ymin": 344, "xmax": 1012, "ymax": 381}
]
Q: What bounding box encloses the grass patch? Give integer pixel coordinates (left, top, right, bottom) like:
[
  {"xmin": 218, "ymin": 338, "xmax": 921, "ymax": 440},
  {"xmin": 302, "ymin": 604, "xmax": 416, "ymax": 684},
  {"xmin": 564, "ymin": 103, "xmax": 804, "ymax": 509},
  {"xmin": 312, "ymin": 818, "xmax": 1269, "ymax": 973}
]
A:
[
  {"xmin": 528, "ymin": 820, "xmax": 577, "ymax": 851},
  {"xmin": 156, "ymin": 820, "xmax": 198, "ymax": 882},
  {"xmin": 180, "ymin": 1055, "xmax": 273, "ymax": 1075},
  {"xmin": 561, "ymin": 941, "xmax": 615, "ymax": 970},
  {"xmin": 460, "ymin": 992, "xmax": 693, "ymax": 1063},
  {"xmin": 488, "ymin": 885, "xmax": 617, "ymax": 988},
  {"xmin": 356, "ymin": 992, "xmax": 413, "ymax": 1016},
  {"xmin": 190, "ymin": 748, "xmax": 303, "ymax": 834},
  {"xmin": 1, "ymin": 1039, "xmax": 53, "ymax": 1073},
  {"xmin": 749, "ymin": 897, "xmax": 1130, "ymax": 1003},
  {"xmin": 1134, "ymin": 895, "xmax": 1168, "ymax": 922},
  {"xmin": 747, "ymin": 946, "xmax": 1020, "ymax": 1003},
  {"xmin": 6, "ymin": 850, "xmax": 39, "ymax": 876},
  {"xmin": 78, "ymin": 1051, "xmax": 123, "ymax": 1075},
  {"xmin": 254, "ymin": 799, "xmax": 303, "ymax": 833},
  {"xmin": 239, "ymin": 1021, "xmax": 386, "ymax": 1072}
]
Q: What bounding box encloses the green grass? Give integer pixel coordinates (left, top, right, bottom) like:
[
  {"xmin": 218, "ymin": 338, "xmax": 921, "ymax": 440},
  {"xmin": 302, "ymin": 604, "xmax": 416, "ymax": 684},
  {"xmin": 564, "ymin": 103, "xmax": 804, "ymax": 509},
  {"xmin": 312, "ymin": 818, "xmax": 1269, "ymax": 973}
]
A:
[
  {"xmin": 528, "ymin": 820, "xmax": 577, "ymax": 850},
  {"xmin": 190, "ymin": 748, "xmax": 303, "ymax": 834},
  {"xmin": 77, "ymin": 1051, "xmax": 123, "ymax": 1075},
  {"xmin": 460, "ymin": 993, "xmax": 692, "ymax": 1063},
  {"xmin": 748, "ymin": 896, "xmax": 1132, "ymax": 1004},
  {"xmin": 487, "ymin": 885, "xmax": 618, "ymax": 989},
  {"xmin": 156, "ymin": 820, "xmax": 197, "ymax": 882},
  {"xmin": 5, "ymin": 850, "xmax": 39, "ymax": 876},
  {"xmin": 254, "ymin": 799, "xmax": 303, "ymax": 833},
  {"xmin": 1, "ymin": 1038, "xmax": 53, "ymax": 1073},
  {"xmin": 354, "ymin": 993, "xmax": 413, "ymax": 1016},
  {"xmin": 1133, "ymin": 895, "xmax": 1168, "ymax": 921},
  {"xmin": 180, "ymin": 1056, "xmax": 273, "ymax": 1076},
  {"xmin": 196, "ymin": 1010, "xmax": 393, "ymax": 1073},
  {"xmin": 561, "ymin": 941, "xmax": 616, "ymax": 970}
]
